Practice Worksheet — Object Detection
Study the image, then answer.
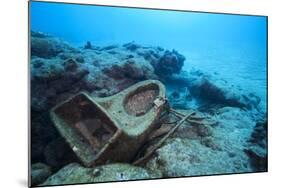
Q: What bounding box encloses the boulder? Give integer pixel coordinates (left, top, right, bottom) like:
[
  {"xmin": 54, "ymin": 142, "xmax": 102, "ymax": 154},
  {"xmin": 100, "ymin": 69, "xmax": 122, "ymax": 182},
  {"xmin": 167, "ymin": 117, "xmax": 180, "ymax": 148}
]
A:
[
  {"xmin": 31, "ymin": 163, "xmax": 52, "ymax": 186},
  {"xmin": 245, "ymin": 120, "xmax": 267, "ymax": 171},
  {"xmin": 153, "ymin": 50, "xmax": 185, "ymax": 78},
  {"xmin": 31, "ymin": 57, "xmax": 89, "ymax": 111},
  {"xmin": 123, "ymin": 42, "xmax": 141, "ymax": 51},
  {"xmin": 145, "ymin": 138, "xmax": 251, "ymax": 177},
  {"xmin": 31, "ymin": 33, "xmax": 76, "ymax": 58},
  {"xmin": 177, "ymin": 70, "xmax": 262, "ymax": 110},
  {"xmin": 102, "ymin": 59, "xmax": 155, "ymax": 81}
]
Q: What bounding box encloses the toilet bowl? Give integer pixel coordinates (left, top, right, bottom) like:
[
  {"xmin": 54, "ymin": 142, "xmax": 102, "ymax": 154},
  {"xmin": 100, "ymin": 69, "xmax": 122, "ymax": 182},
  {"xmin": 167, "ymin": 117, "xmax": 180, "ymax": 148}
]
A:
[{"xmin": 50, "ymin": 80, "xmax": 166, "ymax": 167}]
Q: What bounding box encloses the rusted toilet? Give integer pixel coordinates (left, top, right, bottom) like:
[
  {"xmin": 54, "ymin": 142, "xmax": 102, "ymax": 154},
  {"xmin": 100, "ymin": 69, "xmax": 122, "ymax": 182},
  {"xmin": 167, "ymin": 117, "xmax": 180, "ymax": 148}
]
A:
[{"xmin": 50, "ymin": 80, "xmax": 167, "ymax": 167}]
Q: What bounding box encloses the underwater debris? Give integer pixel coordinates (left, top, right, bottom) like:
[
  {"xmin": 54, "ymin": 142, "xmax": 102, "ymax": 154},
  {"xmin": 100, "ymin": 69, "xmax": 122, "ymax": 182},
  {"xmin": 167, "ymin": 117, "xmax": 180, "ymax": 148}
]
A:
[
  {"xmin": 131, "ymin": 107, "xmax": 218, "ymax": 165},
  {"xmin": 133, "ymin": 110, "xmax": 195, "ymax": 165},
  {"xmin": 30, "ymin": 32, "xmax": 267, "ymax": 184},
  {"xmin": 50, "ymin": 79, "xmax": 220, "ymax": 168},
  {"xmin": 50, "ymin": 80, "xmax": 166, "ymax": 166}
]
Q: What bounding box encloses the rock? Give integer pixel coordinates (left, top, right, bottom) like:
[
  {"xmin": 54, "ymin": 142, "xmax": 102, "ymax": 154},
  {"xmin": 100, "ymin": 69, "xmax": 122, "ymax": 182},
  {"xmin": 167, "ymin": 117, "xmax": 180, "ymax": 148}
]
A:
[
  {"xmin": 245, "ymin": 120, "xmax": 267, "ymax": 171},
  {"xmin": 145, "ymin": 138, "xmax": 251, "ymax": 177},
  {"xmin": 102, "ymin": 60, "xmax": 154, "ymax": 81},
  {"xmin": 172, "ymin": 120, "xmax": 213, "ymax": 140},
  {"xmin": 123, "ymin": 42, "xmax": 141, "ymax": 51},
  {"xmin": 127, "ymin": 54, "xmax": 134, "ymax": 59},
  {"xmin": 31, "ymin": 163, "xmax": 52, "ymax": 186},
  {"xmin": 167, "ymin": 87, "xmax": 195, "ymax": 109},
  {"xmin": 44, "ymin": 137, "xmax": 80, "ymax": 170},
  {"xmin": 63, "ymin": 58, "xmax": 78, "ymax": 72},
  {"xmin": 42, "ymin": 163, "xmax": 159, "ymax": 186},
  {"xmin": 249, "ymin": 120, "xmax": 267, "ymax": 148},
  {"xmin": 183, "ymin": 70, "xmax": 261, "ymax": 110},
  {"xmin": 84, "ymin": 41, "xmax": 93, "ymax": 49},
  {"xmin": 29, "ymin": 32, "xmax": 265, "ymax": 181},
  {"xmin": 31, "ymin": 58, "xmax": 64, "ymax": 83},
  {"xmin": 102, "ymin": 64, "xmax": 126, "ymax": 80},
  {"xmin": 31, "ymin": 31, "xmax": 49, "ymax": 38},
  {"xmin": 31, "ymin": 56, "xmax": 89, "ymax": 112},
  {"xmin": 161, "ymin": 109, "xmax": 213, "ymax": 140},
  {"xmin": 32, "ymin": 58, "xmax": 44, "ymax": 68},
  {"xmin": 31, "ymin": 113, "xmax": 59, "ymax": 163},
  {"xmin": 75, "ymin": 55, "xmax": 85, "ymax": 63},
  {"xmin": 244, "ymin": 149, "xmax": 267, "ymax": 172},
  {"xmin": 171, "ymin": 91, "xmax": 180, "ymax": 98},
  {"xmin": 31, "ymin": 34, "xmax": 75, "ymax": 58},
  {"xmin": 153, "ymin": 50, "xmax": 185, "ymax": 78},
  {"xmin": 200, "ymin": 137, "xmax": 221, "ymax": 150},
  {"xmin": 101, "ymin": 44, "xmax": 119, "ymax": 51}
]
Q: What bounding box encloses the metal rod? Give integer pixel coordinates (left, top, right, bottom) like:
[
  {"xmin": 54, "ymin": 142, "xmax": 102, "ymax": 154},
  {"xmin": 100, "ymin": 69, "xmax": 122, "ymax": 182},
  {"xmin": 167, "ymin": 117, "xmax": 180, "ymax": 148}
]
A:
[{"xmin": 133, "ymin": 110, "xmax": 195, "ymax": 165}]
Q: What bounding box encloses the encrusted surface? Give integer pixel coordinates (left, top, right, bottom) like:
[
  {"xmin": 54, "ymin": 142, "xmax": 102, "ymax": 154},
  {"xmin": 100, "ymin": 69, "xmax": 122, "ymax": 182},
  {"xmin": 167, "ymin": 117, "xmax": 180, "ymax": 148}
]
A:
[
  {"xmin": 51, "ymin": 93, "xmax": 121, "ymax": 166},
  {"xmin": 125, "ymin": 89, "xmax": 159, "ymax": 116}
]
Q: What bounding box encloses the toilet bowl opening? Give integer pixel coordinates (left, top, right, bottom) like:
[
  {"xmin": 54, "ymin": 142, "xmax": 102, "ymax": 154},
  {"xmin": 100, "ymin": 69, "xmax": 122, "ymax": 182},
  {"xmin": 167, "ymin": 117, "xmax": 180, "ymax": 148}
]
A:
[
  {"xmin": 54, "ymin": 94, "xmax": 117, "ymax": 153},
  {"xmin": 124, "ymin": 84, "xmax": 160, "ymax": 117}
]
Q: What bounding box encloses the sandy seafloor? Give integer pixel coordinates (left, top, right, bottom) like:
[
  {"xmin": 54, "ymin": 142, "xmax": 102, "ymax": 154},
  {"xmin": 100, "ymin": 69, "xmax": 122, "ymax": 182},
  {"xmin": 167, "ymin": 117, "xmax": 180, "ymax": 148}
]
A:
[{"xmin": 30, "ymin": 31, "xmax": 267, "ymax": 186}]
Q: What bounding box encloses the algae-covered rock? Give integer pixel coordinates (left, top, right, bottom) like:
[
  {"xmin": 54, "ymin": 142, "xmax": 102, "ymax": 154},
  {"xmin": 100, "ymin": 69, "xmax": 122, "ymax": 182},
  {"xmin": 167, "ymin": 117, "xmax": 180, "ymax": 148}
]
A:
[
  {"xmin": 145, "ymin": 138, "xmax": 251, "ymax": 177},
  {"xmin": 187, "ymin": 70, "xmax": 262, "ymax": 110},
  {"xmin": 31, "ymin": 163, "xmax": 52, "ymax": 186},
  {"xmin": 42, "ymin": 163, "xmax": 159, "ymax": 186},
  {"xmin": 102, "ymin": 59, "xmax": 155, "ymax": 81},
  {"xmin": 153, "ymin": 50, "xmax": 185, "ymax": 78},
  {"xmin": 245, "ymin": 120, "xmax": 267, "ymax": 171},
  {"xmin": 31, "ymin": 31, "xmax": 76, "ymax": 58},
  {"xmin": 144, "ymin": 107, "xmax": 257, "ymax": 177},
  {"xmin": 166, "ymin": 69, "xmax": 262, "ymax": 111}
]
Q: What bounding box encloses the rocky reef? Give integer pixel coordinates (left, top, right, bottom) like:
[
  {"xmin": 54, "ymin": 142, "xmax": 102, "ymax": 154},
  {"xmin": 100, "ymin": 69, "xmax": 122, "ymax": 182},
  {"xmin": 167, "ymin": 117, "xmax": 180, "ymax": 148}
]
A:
[{"xmin": 30, "ymin": 31, "xmax": 267, "ymax": 186}]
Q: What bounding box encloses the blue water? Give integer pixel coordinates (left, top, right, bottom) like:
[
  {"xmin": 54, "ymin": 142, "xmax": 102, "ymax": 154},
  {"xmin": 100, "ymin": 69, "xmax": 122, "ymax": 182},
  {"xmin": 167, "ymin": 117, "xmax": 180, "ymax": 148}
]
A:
[{"xmin": 30, "ymin": 1, "xmax": 267, "ymax": 110}]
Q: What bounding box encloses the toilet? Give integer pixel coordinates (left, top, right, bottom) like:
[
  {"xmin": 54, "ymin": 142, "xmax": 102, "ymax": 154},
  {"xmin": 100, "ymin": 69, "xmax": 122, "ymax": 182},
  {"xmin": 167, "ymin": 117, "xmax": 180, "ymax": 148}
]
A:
[{"xmin": 50, "ymin": 80, "xmax": 167, "ymax": 167}]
